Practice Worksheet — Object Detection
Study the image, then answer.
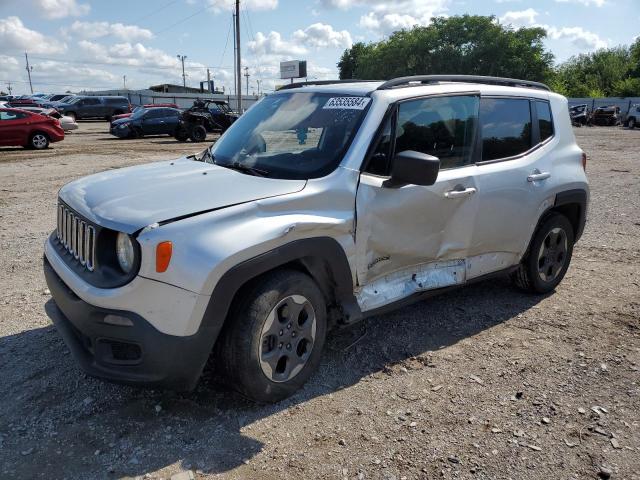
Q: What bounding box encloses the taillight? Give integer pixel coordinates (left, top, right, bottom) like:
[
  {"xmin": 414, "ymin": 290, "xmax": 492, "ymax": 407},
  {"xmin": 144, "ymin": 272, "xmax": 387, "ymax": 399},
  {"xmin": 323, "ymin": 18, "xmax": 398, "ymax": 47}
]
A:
[{"xmin": 581, "ymin": 152, "xmax": 587, "ymax": 171}]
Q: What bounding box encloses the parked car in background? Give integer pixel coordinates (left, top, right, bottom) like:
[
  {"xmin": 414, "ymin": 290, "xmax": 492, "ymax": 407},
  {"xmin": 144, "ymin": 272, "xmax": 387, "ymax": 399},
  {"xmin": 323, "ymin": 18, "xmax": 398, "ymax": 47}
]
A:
[
  {"xmin": 591, "ymin": 105, "xmax": 620, "ymax": 126},
  {"xmin": 622, "ymin": 104, "xmax": 639, "ymax": 129},
  {"xmin": 55, "ymin": 96, "xmax": 131, "ymax": 121},
  {"xmin": 110, "ymin": 107, "xmax": 181, "ymax": 138},
  {"xmin": 0, "ymin": 108, "xmax": 64, "ymax": 149},
  {"xmin": 15, "ymin": 106, "xmax": 78, "ymax": 131},
  {"xmin": 569, "ymin": 104, "xmax": 589, "ymax": 126},
  {"xmin": 110, "ymin": 103, "xmax": 179, "ymax": 125}
]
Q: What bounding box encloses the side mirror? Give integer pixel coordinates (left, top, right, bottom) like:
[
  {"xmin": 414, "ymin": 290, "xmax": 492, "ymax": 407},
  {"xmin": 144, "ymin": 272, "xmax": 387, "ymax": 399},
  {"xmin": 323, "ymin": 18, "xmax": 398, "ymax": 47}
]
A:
[{"xmin": 384, "ymin": 150, "xmax": 440, "ymax": 188}]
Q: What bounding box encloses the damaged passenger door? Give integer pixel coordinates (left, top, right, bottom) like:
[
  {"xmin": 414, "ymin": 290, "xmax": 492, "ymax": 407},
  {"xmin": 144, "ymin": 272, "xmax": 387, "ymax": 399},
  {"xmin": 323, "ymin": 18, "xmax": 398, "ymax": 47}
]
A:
[{"xmin": 354, "ymin": 93, "xmax": 481, "ymax": 312}]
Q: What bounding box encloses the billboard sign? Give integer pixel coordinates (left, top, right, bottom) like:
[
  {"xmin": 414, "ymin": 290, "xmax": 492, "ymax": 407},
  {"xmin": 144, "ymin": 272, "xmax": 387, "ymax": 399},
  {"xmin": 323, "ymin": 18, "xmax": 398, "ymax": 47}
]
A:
[{"xmin": 280, "ymin": 60, "xmax": 307, "ymax": 79}]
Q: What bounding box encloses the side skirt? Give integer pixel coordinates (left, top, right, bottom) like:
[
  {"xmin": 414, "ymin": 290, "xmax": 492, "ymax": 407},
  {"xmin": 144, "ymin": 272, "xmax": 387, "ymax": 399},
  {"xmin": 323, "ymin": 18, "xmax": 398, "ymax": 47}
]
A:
[{"xmin": 360, "ymin": 265, "xmax": 519, "ymax": 320}]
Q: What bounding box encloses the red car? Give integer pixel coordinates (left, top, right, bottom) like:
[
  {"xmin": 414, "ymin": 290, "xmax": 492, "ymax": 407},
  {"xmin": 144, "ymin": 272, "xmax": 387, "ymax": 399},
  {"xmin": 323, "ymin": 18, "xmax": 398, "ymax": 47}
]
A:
[
  {"xmin": 110, "ymin": 103, "xmax": 179, "ymax": 124},
  {"xmin": 0, "ymin": 108, "xmax": 65, "ymax": 149}
]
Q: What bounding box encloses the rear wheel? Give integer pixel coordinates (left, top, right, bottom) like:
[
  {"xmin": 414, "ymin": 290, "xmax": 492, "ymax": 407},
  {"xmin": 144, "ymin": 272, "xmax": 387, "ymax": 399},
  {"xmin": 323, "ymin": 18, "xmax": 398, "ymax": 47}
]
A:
[
  {"xmin": 29, "ymin": 132, "xmax": 49, "ymax": 149},
  {"xmin": 190, "ymin": 125, "xmax": 207, "ymax": 142},
  {"xmin": 215, "ymin": 270, "xmax": 327, "ymax": 403},
  {"xmin": 512, "ymin": 213, "xmax": 574, "ymax": 294}
]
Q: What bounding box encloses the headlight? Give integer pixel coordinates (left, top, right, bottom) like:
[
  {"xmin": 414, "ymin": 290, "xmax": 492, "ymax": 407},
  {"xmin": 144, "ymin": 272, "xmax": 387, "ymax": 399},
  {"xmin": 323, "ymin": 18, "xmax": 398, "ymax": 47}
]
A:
[
  {"xmin": 116, "ymin": 232, "xmax": 135, "ymax": 273},
  {"xmin": 117, "ymin": 123, "xmax": 129, "ymax": 129}
]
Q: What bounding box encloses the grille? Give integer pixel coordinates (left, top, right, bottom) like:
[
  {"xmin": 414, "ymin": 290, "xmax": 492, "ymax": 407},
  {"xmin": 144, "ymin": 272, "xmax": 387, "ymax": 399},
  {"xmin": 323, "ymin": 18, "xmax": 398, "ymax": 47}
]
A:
[{"xmin": 56, "ymin": 204, "xmax": 96, "ymax": 272}]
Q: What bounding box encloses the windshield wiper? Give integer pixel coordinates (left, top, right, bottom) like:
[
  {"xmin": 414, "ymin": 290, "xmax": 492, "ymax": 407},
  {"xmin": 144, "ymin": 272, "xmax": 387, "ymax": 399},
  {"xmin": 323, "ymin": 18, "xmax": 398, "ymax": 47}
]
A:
[{"xmin": 221, "ymin": 161, "xmax": 270, "ymax": 177}]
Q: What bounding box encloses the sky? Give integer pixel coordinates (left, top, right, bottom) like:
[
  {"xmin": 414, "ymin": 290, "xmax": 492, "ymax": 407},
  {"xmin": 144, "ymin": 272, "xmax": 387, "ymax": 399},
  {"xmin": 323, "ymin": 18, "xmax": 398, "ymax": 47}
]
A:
[{"xmin": 0, "ymin": 0, "xmax": 638, "ymax": 95}]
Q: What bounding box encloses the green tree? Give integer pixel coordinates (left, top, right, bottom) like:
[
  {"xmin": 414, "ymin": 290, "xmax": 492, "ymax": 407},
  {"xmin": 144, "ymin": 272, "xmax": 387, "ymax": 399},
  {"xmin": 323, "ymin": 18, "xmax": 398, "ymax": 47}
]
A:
[{"xmin": 337, "ymin": 15, "xmax": 554, "ymax": 82}]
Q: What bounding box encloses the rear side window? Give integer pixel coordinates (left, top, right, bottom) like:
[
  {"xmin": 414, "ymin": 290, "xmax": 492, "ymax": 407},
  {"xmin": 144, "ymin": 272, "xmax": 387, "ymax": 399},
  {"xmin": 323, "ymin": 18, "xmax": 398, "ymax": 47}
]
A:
[
  {"xmin": 106, "ymin": 98, "xmax": 127, "ymax": 105},
  {"xmin": 83, "ymin": 98, "xmax": 100, "ymax": 105},
  {"xmin": 0, "ymin": 111, "xmax": 28, "ymax": 120},
  {"xmin": 395, "ymin": 95, "xmax": 479, "ymax": 170},
  {"xmin": 536, "ymin": 101, "xmax": 554, "ymax": 142},
  {"xmin": 480, "ymin": 98, "xmax": 532, "ymax": 161}
]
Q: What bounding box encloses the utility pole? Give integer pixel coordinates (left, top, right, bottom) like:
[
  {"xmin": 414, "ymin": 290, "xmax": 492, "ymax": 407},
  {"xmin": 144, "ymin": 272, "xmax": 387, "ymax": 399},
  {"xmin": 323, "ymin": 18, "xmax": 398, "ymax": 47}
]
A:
[
  {"xmin": 25, "ymin": 52, "xmax": 33, "ymax": 94},
  {"xmin": 244, "ymin": 67, "xmax": 249, "ymax": 96},
  {"xmin": 177, "ymin": 54, "xmax": 187, "ymax": 91},
  {"xmin": 235, "ymin": 0, "xmax": 241, "ymax": 112},
  {"xmin": 206, "ymin": 68, "xmax": 211, "ymax": 92},
  {"xmin": 123, "ymin": 75, "xmax": 127, "ymax": 89},
  {"xmin": 6, "ymin": 81, "xmax": 12, "ymax": 95},
  {"xmin": 256, "ymin": 79, "xmax": 261, "ymax": 96},
  {"xmin": 232, "ymin": 13, "xmax": 236, "ymax": 101}
]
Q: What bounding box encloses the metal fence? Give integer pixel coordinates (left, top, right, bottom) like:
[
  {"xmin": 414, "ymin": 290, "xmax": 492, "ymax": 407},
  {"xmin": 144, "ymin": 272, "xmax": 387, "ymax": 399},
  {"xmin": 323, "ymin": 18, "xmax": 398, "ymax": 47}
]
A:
[{"xmin": 82, "ymin": 89, "xmax": 261, "ymax": 111}]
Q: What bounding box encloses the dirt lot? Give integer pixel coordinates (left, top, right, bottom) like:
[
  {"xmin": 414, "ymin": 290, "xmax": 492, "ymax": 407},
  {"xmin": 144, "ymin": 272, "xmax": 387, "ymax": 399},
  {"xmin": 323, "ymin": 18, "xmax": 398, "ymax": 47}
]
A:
[{"xmin": 0, "ymin": 123, "xmax": 638, "ymax": 480}]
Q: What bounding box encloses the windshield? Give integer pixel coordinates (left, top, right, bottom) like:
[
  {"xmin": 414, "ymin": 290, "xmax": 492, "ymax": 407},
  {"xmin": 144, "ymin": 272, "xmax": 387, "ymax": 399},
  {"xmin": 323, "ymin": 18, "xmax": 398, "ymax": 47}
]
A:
[{"xmin": 209, "ymin": 92, "xmax": 370, "ymax": 179}]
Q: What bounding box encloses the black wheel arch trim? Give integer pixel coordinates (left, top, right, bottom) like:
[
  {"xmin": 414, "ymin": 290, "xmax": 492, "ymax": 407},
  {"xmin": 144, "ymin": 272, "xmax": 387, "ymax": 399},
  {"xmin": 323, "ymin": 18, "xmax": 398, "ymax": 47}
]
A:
[
  {"xmin": 553, "ymin": 188, "xmax": 587, "ymax": 241},
  {"xmin": 199, "ymin": 237, "xmax": 360, "ymax": 346}
]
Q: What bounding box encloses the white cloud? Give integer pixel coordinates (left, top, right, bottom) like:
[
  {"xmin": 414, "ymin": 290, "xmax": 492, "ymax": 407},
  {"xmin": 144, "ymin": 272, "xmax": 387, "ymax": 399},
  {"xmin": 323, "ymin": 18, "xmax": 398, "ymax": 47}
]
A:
[
  {"xmin": 554, "ymin": 0, "xmax": 605, "ymax": 6},
  {"xmin": 499, "ymin": 8, "xmax": 538, "ymax": 26},
  {"xmin": 65, "ymin": 21, "xmax": 154, "ymax": 41},
  {"xmin": 0, "ymin": 16, "xmax": 67, "ymax": 54},
  {"xmin": 321, "ymin": 0, "xmax": 450, "ymax": 34},
  {"xmin": 497, "ymin": 9, "xmax": 607, "ymax": 51},
  {"xmin": 545, "ymin": 26, "xmax": 607, "ymax": 50},
  {"xmin": 247, "ymin": 31, "xmax": 308, "ymax": 57},
  {"xmin": 32, "ymin": 0, "xmax": 90, "ymax": 19},
  {"xmin": 292, "ymin": 23, "xmax": 352, "ymax": 49}
]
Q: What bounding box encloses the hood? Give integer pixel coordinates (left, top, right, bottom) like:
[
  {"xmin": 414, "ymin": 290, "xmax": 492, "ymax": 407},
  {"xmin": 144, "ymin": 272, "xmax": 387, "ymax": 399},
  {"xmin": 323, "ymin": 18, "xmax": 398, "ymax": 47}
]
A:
[{"xmin": 59, "ymin": 157, "xmax": 307, "ymax": 234}]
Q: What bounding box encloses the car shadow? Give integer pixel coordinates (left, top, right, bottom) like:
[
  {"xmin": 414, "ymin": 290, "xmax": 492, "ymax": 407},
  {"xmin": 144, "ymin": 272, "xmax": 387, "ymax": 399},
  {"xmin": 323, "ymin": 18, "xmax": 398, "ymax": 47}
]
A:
[{"xmin": 0, "ymin": 276, "xmax": 546, "ymax": 478}]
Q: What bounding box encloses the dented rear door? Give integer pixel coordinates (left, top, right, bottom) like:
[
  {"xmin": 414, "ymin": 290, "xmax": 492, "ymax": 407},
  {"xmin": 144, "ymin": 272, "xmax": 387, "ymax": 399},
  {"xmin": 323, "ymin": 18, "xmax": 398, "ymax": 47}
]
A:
[{"xmin": 354, "ymin": 93, "xmax": 481, "ymax": 312}]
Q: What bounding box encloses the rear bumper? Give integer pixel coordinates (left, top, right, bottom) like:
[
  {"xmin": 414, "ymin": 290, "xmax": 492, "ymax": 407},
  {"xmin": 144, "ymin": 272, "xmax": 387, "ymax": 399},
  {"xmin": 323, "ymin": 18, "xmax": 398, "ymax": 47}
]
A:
[{"xmin": 44, "ymin": 257, "xmax": 213, "ymax": 391}]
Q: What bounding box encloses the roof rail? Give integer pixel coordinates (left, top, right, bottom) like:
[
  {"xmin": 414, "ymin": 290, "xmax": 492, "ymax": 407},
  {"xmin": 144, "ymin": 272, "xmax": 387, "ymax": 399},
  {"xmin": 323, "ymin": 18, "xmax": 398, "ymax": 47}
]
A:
[
  {"xmin": 277, "ymin": 79, "xmax": 377, "ymax": 91},
  {"xmin": 377, "ymin": 75, "xmax": 550, "ymax": 92}
]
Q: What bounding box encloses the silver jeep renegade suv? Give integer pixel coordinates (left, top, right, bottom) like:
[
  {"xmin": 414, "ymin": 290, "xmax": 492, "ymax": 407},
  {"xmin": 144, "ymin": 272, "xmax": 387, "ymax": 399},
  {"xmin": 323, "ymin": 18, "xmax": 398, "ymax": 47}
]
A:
[{"xmin": 44, "ymin": 75, "xmax": 589, "ymax": 402}]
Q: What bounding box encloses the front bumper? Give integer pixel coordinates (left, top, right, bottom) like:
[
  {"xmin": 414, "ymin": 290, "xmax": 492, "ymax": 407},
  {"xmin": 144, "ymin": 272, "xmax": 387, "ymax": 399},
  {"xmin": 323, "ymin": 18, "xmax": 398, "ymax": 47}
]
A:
[
  {"xmin": 44, "ymin": 257, "xmax": 213, "ymax": 391},
  {"xmin": 110, "ymin": 125, "xmax": 131, "ymax": 138}
]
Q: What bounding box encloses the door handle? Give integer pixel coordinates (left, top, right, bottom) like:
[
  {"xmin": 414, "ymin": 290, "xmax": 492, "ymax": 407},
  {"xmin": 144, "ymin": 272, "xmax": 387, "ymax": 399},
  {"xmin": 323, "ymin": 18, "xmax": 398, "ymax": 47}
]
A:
[
  {"xmin": 445, "ymin": 187, "xmax": 477, "ymax": 198},
  {"xmin": 527, "ymin": 172, "xmax": 551, "ymax": 182}
]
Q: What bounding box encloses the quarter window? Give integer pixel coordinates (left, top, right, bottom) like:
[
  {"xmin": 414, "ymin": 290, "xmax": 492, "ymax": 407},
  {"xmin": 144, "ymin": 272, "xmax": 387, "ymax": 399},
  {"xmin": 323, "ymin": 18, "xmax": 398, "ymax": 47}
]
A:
[
  {"xmin": 536, "ymin": 100, "xmax": 554, "ymax": 142},
  {"xmin": 480, "ymin": 98, "xmax": 532, "ymax": 161},
  {"xmin": 394, "ymin": 95, "xmax": 479, "ymax": 170}
]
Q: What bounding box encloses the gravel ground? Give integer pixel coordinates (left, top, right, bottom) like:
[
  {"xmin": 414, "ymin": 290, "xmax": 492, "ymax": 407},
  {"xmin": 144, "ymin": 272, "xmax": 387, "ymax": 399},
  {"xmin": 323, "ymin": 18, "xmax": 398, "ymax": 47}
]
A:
[{"xmin": 0, "ymin": 123, "xmax": 638, "ymax": 480}]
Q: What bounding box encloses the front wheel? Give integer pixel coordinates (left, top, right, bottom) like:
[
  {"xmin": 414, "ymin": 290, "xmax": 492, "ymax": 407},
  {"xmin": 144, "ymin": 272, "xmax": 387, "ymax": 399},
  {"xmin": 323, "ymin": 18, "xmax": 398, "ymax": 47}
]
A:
[
  {"xmin": 189, "ymin": 125, "xmax": 207, "ymax": 142},
  {"xmin": 629, "ymin": 117, "xmax": 636, "ymax": 129},
  {"xmin": 215, "ymin": 270, "xmax": 327, "ymax": 403},
  {"xmin": 29, "ymin": 132, "xmax": 50, "ymax": 149},
  {"xmin": 511, "ymin": 213, "xmax": 574, "ymax": 294}
]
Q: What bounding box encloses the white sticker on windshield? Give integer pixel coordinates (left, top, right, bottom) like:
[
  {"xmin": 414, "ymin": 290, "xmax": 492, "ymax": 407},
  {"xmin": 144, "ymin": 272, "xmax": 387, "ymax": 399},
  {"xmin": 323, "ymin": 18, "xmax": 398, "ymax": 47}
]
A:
[{"xmin": 323, "ymin": 97, "xmax": 371, "ymax": 110}]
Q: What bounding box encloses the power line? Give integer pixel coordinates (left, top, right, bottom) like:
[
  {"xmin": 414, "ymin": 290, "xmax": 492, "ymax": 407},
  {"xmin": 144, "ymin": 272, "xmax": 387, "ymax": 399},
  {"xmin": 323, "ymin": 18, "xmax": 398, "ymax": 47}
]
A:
[
  {"xmin": 129, "ymin": 0, "xmax": 179, "ymax": 25},
  {"xmin": 154, "ymin": 6, "xmax": 208, "ymax": 35}
]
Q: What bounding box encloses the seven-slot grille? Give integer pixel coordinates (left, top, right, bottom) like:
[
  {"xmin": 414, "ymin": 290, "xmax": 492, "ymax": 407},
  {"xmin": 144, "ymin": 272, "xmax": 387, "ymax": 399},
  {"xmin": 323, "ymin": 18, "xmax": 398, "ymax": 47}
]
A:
[{"xmin": 56, "ymin": 204, "xmax": 96, "ymax": 271}]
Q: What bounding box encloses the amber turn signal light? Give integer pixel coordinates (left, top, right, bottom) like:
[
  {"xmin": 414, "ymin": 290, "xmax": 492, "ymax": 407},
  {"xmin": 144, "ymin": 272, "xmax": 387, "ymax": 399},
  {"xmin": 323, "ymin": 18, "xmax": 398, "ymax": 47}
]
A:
[{"xmin": 156, "ymin": 241, "xmax": 172, "ymax": 273}]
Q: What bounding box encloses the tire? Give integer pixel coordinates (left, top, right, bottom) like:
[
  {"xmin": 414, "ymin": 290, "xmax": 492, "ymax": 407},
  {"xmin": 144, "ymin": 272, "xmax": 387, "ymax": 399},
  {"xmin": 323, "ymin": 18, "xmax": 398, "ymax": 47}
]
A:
[
  {"xmin": 629, "ymin": 117, "xmax": 636, "ymax": 129},
  {"xmin": 511, "ymin": 213, "xmax": 575, "ymax": 294},
  {"xmin": 29, "ymin": 132, "xmax": 50, "ymax": 149},
  {"xmin": 215, "ymin": 269, "xmax": 327, "ymax": 403},
  {"xmin": 174, "ymin": 127, "xmax": 189, "ymax": 142},
  {"xmin": 189, "ymin": 125, "xmax": 207, "ymax": 142},
  {"xmin": 132, "ymin": 127, "xmax": 143, "ymax": 138}
]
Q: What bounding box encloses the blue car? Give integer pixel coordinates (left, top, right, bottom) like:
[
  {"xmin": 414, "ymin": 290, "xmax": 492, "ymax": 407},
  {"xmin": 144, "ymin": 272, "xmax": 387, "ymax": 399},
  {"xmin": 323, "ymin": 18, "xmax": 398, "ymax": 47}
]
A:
[{"xmin": 110, "ymin": 107, "xmax": 182, "ymax": 138}]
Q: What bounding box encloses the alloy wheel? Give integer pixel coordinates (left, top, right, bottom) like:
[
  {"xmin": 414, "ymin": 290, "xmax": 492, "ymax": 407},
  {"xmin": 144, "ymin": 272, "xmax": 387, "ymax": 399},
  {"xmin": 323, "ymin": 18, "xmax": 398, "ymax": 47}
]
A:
[
  {"xmin": 32, "ymin": 134, "xmax": 48, "ymax": 149},
  {"xmin": 537, "ymin": 227, "xmax": 568, "ymax": 282},
  {"xmin": 259, "ymin": 294, "xmax": 317, "ymax": 383}
]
